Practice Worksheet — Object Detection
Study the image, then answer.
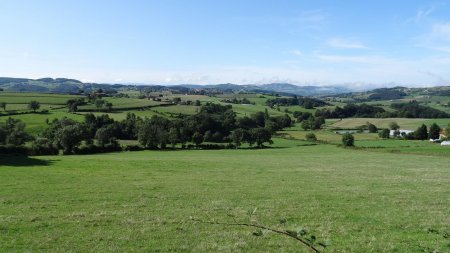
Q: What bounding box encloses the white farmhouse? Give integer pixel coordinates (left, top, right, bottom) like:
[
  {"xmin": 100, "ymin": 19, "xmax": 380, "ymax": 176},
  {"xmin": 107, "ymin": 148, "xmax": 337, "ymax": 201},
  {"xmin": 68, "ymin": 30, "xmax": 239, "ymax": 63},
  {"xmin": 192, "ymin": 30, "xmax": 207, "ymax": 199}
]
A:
[
  {"xmin": 441, "ymin": 141, "xmax": 450, "ymax": 146},
  {"xmin": 390, "ymin": 129, "xmax": 414, "ymax": 137}
]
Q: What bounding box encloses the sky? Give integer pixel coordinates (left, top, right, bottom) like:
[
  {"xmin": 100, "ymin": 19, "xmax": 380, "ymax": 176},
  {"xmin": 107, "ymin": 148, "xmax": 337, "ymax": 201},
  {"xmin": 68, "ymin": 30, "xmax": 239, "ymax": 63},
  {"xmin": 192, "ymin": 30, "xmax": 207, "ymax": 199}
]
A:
[{"xmin": 1, "ymin": 0, "xmax": 450, "ymax": 87}]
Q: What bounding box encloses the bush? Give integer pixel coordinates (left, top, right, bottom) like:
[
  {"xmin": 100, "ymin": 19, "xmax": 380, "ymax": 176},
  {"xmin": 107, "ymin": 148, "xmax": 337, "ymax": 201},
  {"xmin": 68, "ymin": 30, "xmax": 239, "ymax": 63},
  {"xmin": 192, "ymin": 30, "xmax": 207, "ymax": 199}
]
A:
[
  {"xmin": 305, "ymin": 133, "xmax": 317, "ymax": 142},
  {"xmin": 0, "ymin": 145, "xmax": 29, "ymax": 155},
  {"xmin": 29, "ymin": 138, "xmax": 59, "ymax": 155},
  {"xmin": 342, "ymin": 133, "xmax": 355, "ymax": 147},
  {"xmin": 367, "ymin": 122, "xmax": 378, "ymax": 133},
  {"xmin": 124, "ymin": 145, "xmax": 145, "ymax": 151},
  {"xmin": 73, "ymin": 144, "xmax": 122, "ymax": 155},
  {"xmin": 378, "ymin": 129, "xmax": 390, "ymax": 139}
]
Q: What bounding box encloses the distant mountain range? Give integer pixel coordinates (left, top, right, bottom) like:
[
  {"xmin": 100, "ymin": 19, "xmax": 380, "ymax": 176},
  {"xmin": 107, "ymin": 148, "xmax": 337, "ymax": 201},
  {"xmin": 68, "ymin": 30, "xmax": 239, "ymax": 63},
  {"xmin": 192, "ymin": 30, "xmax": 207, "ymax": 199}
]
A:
[
  {"xmin": 2, "ymin": 77, "xmax": 450, "ymax": 98},
  {"xmin": 0, "ymin": 77, "xmax": 354, "ymax": 96}
]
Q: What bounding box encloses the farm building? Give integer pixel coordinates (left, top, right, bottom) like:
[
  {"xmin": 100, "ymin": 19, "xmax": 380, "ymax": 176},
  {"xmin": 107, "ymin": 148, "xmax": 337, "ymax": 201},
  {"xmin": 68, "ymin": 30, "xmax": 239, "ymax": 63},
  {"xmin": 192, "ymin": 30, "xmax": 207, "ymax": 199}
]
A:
[
  {"xmin": 441, "ymin": 141, "xmax": 450, "ymax": 146},
  {"xmin": 390, "ymin": 129, "xmax": 413, "ymax": 137}
]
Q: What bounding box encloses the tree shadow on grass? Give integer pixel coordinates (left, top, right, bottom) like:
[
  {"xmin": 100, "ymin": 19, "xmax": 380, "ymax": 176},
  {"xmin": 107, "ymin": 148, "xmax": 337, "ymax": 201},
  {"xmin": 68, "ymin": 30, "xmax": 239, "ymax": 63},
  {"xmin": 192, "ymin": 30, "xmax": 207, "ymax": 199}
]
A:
[{"xmin": 0, "ymin": 155, "xmax": 57, "ymax": 167}]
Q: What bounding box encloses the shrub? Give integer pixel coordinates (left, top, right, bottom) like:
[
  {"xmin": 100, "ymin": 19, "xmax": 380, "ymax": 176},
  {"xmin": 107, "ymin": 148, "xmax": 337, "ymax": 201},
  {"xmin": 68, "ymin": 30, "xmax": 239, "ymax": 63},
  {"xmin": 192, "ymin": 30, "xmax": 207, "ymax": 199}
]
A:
[
  {"xmin": 378, "ymin": 128, "xmax": 390, "ymax": 139},
  {"xmin": 305, "ymin": 133, "xmax": 317, "ymax": 142},
  {"xmin": 73, "ymin": 144, "xmax": 122, "ymax": 155},
  {"xmin": 0, "ymin": 145, "xmax": 29, "ymax": 155},
  {"xmin": 29, "ymin": 138, "xmax": 59, "ymax": 155},
  {"xmin": 342, "ymin": 133, "xmax": 354, "ymax": 147},
  {"xmin": 367, "ymin": 122, "xmax": 378, "ymax": 133},
  {"xmin": 124, "ymin": 145, "xmax": 145, "ymax": 151}
]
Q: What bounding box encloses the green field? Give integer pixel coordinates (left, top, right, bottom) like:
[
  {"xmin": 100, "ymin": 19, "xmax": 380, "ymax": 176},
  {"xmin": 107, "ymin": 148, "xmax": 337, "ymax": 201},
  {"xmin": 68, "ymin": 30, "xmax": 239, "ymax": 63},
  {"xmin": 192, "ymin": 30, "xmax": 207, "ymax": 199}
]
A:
[
  {"xmin": 78, "ymin": 97, "xmax": 164, "ymax": 110},
  {"xmin": 330, "ymin": 118, "xmax": 450, "ymax": 129},
  {"xmin": 1, "ymin": 92, "xmax": 450, "ymax": 252},
  {"xmin": 0, "ymin": 112, "xmax": 84, "ymax": 135},
  {"xmin": 1, "ymin": 140, "xmax": 449, "ymax": 252},
  {"xmin": 0, "ymin": 92, "xmax": 80, "ymax": 116},
  {"xmin": 0, "ymin": 92, "xmax": 81, "ymax": 105}
]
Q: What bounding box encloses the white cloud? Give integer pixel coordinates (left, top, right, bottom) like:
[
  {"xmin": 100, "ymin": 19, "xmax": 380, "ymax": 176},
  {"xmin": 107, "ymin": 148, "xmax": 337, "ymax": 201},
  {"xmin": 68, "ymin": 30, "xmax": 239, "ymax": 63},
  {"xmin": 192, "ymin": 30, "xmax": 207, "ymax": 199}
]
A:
[
  {"xmin": 297, "ymin": 9, "xmax": 326, "ymax": 24},
  {"xmin": 434, "ymin": 46, "xmax": 450, "ymax": 52},
  {"xmin": 291, "ymin": 49, "xmax": 303, "ymax": 57},
  {"xmin": 327, "ymin": 38, "xmax": 368, "ymax": 49},
  {"xmin": 431, "ymin": 22, "xmax": 450, "ymax": 39},
  {"xmin": 316, "ymin": 54, "xmax": 371, "ymax": 63},
  {"xmin": 416, "ymin": 22, "xmax": 450, "ymax": 53},
  {"xmin": 293, "ymin": 9, "xmax": 327, "ymax": 30},
  {"xmin": 231, "ymin": 9, "xmax": 327, "ymax": 31}
]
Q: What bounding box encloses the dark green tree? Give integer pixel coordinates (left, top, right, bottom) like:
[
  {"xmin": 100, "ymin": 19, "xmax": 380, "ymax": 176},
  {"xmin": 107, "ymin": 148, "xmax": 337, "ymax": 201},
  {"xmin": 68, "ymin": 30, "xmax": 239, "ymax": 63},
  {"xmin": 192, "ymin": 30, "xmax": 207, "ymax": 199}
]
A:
[
  {"xmin": 311, "ymin": 117, "xmax": 325, "ymax": 130},
  {"xmin": 414, "ymin": 124, "xmax": 428, "ymax": 140},
  {"xmin": 95, "ymin": 125, "xmax": 118, "ymax": 148},
  {"xmin": 28, "ymin": 101, "xmax": 41, "ymax": 112},
  {"xmin": 138, "ymin": 116, "xmax": 171, "ymax": 149},
  {"xmin": 342, "ymin": 133, "xmax": 355, "ymax": 147},
  {"xmin": 95, "ymin": 99, "xmax": 105, "ymax": 110},
  {"xmin": 192, "ymin": 132, "xmax": 203, "ymax": 147},
  {"xmin": 389, "ymin": 122, "xmax": 400, "ymax": 130},
  {"xmin": 250, "ymin": 128, "xmax": 273, "ymax": 148},
  {"xmin": 301, "ymin": 120, "xmax": 311, "ymax": 130},
  {"xmin": 378, "ymin": 129, "xmax": 390, "ymax": 139},
  {"xmin": 230, "ymin": 128, "xmax": 246, "ymax": 148},
  {"xmin": 0, "ymin": 118, "xmax": 33, "ymax": 145},
  {"xmin": 367, "ymin": 122, "xmax": 378, "ymax": 133},
  {"xmin": 251, "ymin": 111, "xmax": 266, "ymax": 127},
  {"xmin": 428, "ymin": 123, "xmax": 441, "ymax": 140},
  {"xmin": 305, "ymin": 132, "xmax": 317, "ymax": 142},
  {"xmin": 168, "ymin": 127, "xmax": 180, "ymax": 148},
  {"xmin": 53, "ymin": 124, "xmax": 86, "ymax": 154},
  {"xmin": 105, "ymin": 102, "xmax": 113, "ymax": 112}
]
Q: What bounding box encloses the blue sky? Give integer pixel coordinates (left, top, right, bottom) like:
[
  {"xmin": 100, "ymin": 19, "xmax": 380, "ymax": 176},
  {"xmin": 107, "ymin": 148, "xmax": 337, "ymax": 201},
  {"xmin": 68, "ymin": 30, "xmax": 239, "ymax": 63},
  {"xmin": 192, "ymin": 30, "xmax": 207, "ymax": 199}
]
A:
[{"xmin": 1, "ymin": 0, "xmax": 450, "ymax": 87}]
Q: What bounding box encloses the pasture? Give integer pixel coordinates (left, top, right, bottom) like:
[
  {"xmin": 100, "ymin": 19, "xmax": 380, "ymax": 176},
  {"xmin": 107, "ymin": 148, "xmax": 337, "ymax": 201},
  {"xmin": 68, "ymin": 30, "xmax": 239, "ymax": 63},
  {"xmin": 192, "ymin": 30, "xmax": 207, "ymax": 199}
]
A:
[
  {"xmin": 1, "ymin": 91, "xmax": 450, "ymax": 252},
  {"xmin": 1, "ymin": 140, "xmax": 449, "ymax": 252},
  {"xmin": 330, "ymin": 118, "xmax": 450, "ymax": 130}
]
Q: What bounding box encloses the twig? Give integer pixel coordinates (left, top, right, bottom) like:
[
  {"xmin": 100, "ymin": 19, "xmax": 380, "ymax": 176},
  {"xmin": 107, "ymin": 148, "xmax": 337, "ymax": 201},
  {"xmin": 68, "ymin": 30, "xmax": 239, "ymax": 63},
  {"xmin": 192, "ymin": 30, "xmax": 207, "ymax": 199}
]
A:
[{"xmin": 190, "ymin": 217, "xmax": 322, "ymax": 253}]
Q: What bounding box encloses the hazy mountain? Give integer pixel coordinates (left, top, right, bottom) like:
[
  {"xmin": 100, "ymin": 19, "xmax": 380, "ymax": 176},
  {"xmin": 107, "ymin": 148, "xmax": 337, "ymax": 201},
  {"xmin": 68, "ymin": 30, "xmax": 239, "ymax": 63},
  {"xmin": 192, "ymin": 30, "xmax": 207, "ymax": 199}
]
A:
[
  {"xmin": 2, "ymin": 77, "xmax": 449, "ymax": 97},
  {"xmin": 0, "ymin": 77, "xmax": 353, "ymax": 96},
  {"xmin": 176, "ymin": 83, "xmax": 352, "ymax": 95},
  {"xmin": 258, "ymin": 83, "xmax": 352, "ymax": 96}
]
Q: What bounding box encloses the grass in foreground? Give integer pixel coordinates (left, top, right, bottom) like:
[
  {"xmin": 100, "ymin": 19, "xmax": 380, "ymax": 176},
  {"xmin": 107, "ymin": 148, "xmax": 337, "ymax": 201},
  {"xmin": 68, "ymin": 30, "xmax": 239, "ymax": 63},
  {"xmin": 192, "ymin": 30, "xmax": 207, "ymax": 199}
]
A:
[{"xmin": 1, "ymin": 141, "xmax": 449, "ymax": 252}]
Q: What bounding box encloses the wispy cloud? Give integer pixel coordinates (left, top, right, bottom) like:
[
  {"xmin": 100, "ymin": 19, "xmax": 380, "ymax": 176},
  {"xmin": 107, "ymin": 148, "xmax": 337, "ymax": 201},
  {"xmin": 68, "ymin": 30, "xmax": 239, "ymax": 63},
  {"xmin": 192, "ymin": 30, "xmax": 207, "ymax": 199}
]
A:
[
  {"xmin": 416, "ymin": 22, "xmax": 450, "ymax": 53},
  {"xmin": 413, "ymin": 5, "xmax": 435, "ymax": 23},
  {"xmin": 294, "ymin": 9, "xmax": 327, "ymax": 30},
  {"xmin": 291, "ymin": 49, "xmax": 303, "ymax": 57},
  {"xmin": 231, "ymin": 9, "xmax": 327, "ymax": 30},
  {"xmin": 296, "ymin": 10, "xmax": 325, "ymax": 23},
  {"xmin": 316, "ymin": 54, "xmax": 372, "ymax": 63},
  {"xmin": 434, "ymin": 46, "xmax": 450, "ymax": 52},
  {"xmin": 327, "ymin": 38, "xmax": 368, "ymax": 49},
  {"xmin": 431, "ymin": 22, "xmax": 450, "ymax": 39}
]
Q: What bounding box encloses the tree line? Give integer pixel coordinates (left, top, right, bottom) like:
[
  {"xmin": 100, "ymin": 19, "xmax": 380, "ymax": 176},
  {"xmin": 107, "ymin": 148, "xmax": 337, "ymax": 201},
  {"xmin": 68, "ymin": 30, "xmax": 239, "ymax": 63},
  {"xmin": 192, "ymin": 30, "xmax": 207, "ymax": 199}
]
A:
[
  {"xmin": 377, "ymin": 122, "xmax": 446, "ymax": 140},
  {"xmin": 0, "ymin": 103, "xmax": 293, "ymax": 155},
  {"xmin": 315, "ymin": 101, "xmax": 450, "ymax": 119},
  {"xmin": 266, "ymin": 96, "xmax": 329, "ymax": 109}
]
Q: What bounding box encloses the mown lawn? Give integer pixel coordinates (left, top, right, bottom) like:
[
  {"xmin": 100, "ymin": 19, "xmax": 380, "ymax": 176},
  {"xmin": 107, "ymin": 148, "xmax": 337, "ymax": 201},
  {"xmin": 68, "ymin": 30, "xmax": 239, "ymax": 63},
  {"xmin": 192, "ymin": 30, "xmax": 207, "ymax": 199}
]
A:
[{"xmin": 1, "ymin": 141, "xmax": 449, "ymax": 252}]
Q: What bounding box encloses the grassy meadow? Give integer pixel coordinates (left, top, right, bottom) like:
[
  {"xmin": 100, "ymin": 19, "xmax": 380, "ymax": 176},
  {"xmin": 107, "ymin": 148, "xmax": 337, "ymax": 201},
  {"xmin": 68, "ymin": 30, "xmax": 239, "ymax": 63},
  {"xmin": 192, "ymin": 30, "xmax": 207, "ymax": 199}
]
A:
[
  {"xmin": 1, "ymin": 91, "xmax": 450, "ymax": 252},
  {"xmin": 330, "ymin": 118, "xmax": 450, "ymax": 130},
  {"xmin": 1, "ymin": 140, "xmax": 449, "ymax": 252}
]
